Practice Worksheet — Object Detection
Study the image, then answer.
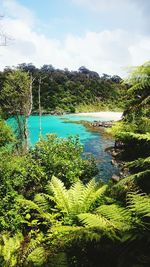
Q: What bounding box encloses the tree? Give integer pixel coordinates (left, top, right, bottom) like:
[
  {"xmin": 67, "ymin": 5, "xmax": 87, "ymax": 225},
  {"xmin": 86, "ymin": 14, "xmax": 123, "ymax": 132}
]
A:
[
  {"xmin": 123, "ymin": 61, "xmax": 150, "ymax": 128},
  {"xmin": 0, "ymin": 118, "xmax": 15, "ymax": 148},
  {"xmin": 0, "ymin": 70, "xmax": 31, "ymax": 152}
]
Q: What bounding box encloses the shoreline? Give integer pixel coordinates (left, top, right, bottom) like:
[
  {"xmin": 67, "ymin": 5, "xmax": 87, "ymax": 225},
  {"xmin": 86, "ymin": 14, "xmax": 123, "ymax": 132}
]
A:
[
  {"xmin": 74, "ymin": 111, "xmax": 123, "ymax": 121},
  {"xmin": 31, "ymin": 111, "xmax": 123, "ymax": 121}
]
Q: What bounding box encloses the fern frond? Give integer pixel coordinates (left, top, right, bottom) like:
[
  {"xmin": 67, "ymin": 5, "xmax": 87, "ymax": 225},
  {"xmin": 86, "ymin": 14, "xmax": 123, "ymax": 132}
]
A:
[
  {"xmin": 19, "ymin": 232, "xmax": 45, "ymax": 266},
  {"xmin": 47, "ymin": 176, "xmax": 70, "ymax": 214},
  {"xmin": 68, "ymin": 180, "xmax": 85, "ymax": 214},
  {"xmin": 126, "ymin": 156, "xmax": 150, "ymax": 172},
  {"xmin": 27, "ymin": 246, "xmax": 46, "ymax": 266},
  {"xmin": 47, "ymin": 225, "xmax": 101, "ymax": 243},
  {"xmin": 127, "ymin": 192, "xmax": 150, "ymax": 218},
  {"xmin": 96, "ymin": 204, "xmax": 132, "ymax": 231},
  {"xmin": 116, "ymin": 170, "xmax": 150, "ymax": 186},
  {"xmin": 18, "ymin": 198, "xmax": 55, "ymax": 223},
  {"xmin": 0, "ymin": 232, "xmax": 23, "ymax": 267},
  {"xmin": 34, "ymin": 193, "xmax": 49, "ymax": 212},
  {"xmin": 89, "ymin": 184, "xmax": 107, "ymax": 207},
  {"xmin": 78, "ymin": 213, "xmax": 113, "ymax": 230},
  {"xmin": 78, "ymin": 180, "xmax": 107, "ymax": 212}
]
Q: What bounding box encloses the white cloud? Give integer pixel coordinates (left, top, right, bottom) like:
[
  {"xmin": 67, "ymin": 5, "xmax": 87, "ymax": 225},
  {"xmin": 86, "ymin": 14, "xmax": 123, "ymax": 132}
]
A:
[
  {"xmin": 1, "ymin": 0, "xmax": 35, "ymax": 26},
  {"xmin": 0, "ymin": 0, "xmax": 150, "ymax": 77}
]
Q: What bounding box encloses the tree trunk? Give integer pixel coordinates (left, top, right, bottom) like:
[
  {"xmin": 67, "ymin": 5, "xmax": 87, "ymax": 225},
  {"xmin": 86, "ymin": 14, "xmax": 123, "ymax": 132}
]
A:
[
  {"xmin": 24, "ymin": 74, "xmax": 35, "ymax": 152},
  {"xmin": 38, "ymin": 77, "xmax": 42, "ymax": 137}
]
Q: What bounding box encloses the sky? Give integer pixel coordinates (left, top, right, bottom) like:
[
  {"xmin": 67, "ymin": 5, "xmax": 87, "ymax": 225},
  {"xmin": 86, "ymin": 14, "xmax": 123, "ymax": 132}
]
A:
[{"xmin": 0, "ymin": 0, "xmax": 150, "ymax": 77}]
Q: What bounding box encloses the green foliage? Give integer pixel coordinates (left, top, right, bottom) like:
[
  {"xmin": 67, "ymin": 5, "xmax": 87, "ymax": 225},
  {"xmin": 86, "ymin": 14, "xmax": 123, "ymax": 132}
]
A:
[
  {"xmin": 127, "ymin": 191, "xmax": 150, "ymax": 223},
  {"xmin": 20, "ymin": 176, "xmax": 107, "ymax": 227},
  {"xmin": 47, "ymin": 176, "xmax": 107, "ymax": 218},
  {"xmin": 27, "ymin": 246, "xmax": 46, "ymax": 266},
  {"xmin": 0, "ymin": 134, "xmax": 97, "ymax": 232},
  {"xmin": 109, "ymin": 121, "xmax": 137, "ymax": 137},
  {"xmin": 123, "ymin": 61, "xmax": 150, "ymax": 132},
  {"xmin": 31, "ymin": 134, "xmax": 98, "ymax": 187},
  {"xmin": 0, "ymin": 118, "xmax": 15, "ymax": 148},
  {"xmin": 0, "ymin": 153, "xmax": 45, "ymax": 231},
  {"xmin": 126, "ymin": 156, "xmax": 150, "ymax": 172},
  {"xmin": 0, "ymin": 69, "xmax": 31, "ymax": 151},
  {"xmin": 0, "ymin": 63, "xmax": 126, "ymax": 114},
  {"xmin": 0, "ymin": 232, "xmax": 23, "ymax": 267},
  {"xmin": 0, "ymin": 70, "xmax": 30, "ymax": 116},
  {"xmin": 96, "ymin": 204, "xmax": 132, "ymax": 231}
]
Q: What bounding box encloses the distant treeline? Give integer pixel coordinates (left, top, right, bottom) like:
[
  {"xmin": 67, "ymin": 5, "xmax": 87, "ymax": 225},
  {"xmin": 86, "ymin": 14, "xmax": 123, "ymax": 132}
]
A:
[{"xmin": 0, "ymin": 64, "xmax": 127, "ymax": 114}]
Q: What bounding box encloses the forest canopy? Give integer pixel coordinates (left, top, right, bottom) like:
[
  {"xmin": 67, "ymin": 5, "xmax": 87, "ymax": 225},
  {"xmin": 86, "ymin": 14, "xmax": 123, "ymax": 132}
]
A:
[{"xmin": 0, "ymin": 64, "xmax": 126, "ymax": 116}]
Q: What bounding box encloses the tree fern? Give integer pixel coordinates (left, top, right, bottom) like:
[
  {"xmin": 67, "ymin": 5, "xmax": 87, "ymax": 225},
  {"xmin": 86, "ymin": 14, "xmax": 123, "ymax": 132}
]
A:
[{"xmin": 46, "ymin": 176, "xmax": 107, "ymax": 217}]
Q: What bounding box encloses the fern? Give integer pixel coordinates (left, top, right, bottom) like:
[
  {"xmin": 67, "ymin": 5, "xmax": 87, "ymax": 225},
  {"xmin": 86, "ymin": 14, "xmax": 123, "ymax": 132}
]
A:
[
  {"xmin": 96, "ymin": 204, "xmax": 132, "ymax": 231},
  {"xmin": 47, "ymin": 225, "xmax": 101, "ymax": 243},
  {"xmin": 18, "ymin": 197, "xmax": 57, "ymax": 224},
  {"xmin": 115, "ymin": 170, "xmax": 150, "ymax": 187},
  {"xmin": 47, "ymin": 176, "xmax": 70, "ymax": 214},
  {"xmin": 67, "ymin": 180, "xmax": 85, "ymax": 214},
  {"xmin": 26, "ymin": 246, "xmax": 46, "ymax": 266},
  {"xmin": 67, "ymin": 179, "xmax": 107, "ymax": 214},
  {"xmin": 0, "ymin": 232, "xmax": 23, "ymax": 267},
  {"xmin": 126, "ymin": 156, "xmax": 150, "ymax": 172},
  {"xmin": 78, "ymin": 213, "xmax": 113, "ymax": 230},
  {"xmin": 127, "ymin": 192, "xmax": 150, "ymax": 219},
  {"xmin": 44, "ymin": 177, "xmax": 107, "ymax": 217}
]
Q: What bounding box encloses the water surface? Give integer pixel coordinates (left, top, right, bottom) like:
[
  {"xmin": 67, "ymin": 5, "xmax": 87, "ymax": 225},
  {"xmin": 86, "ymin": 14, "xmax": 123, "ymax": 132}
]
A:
[{"xmin": 27, "ymin": 115, "xmax": 119, "ymax": 182}]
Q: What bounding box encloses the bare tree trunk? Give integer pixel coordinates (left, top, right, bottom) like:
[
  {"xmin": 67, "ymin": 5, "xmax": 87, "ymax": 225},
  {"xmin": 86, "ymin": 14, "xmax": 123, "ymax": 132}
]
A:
[
  {"xmin": 24, "ymin": 115, "xmax": 28, "ymax": 153},
  {"xmin": 38, "ymin": 76, "xmax": 42, "ymax": 137},
  {"xmin": 24, "ymin": 74, "xmax": 35, "ymax": 152},
  {"xmin": 27, "ymin": 74, "xmax": 34, "ymax": 116},
  {"xmin": 15, "ymin": 115, "xmax": 26, "ymax": 153}
]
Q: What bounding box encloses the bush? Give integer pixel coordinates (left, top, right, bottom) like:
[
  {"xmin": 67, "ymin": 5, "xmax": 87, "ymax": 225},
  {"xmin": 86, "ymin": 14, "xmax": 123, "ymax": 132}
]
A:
[{"xmin": 31, "ymin": 134, "xmax": 98, "ymax": 187}]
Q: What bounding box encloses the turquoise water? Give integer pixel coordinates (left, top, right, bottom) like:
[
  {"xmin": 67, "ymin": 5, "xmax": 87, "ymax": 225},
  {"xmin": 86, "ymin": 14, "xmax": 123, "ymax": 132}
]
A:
[
  {"xmin": 8, "ymin": 115, "xmax": 119, "ymax": 182},
  {"xmin": 28, "ymin": 115, "xmax": 93, "ymax": 144}
]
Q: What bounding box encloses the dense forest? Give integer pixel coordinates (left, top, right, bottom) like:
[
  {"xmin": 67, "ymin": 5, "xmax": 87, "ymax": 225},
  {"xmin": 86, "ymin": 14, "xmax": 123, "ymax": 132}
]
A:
[
  {"xmin": 0, "ymin": 64, "xmax": 126, "ymax": 115},
  {"xmin": 0, "ymin": 61, "xmax": 149, "ymax": 267}
]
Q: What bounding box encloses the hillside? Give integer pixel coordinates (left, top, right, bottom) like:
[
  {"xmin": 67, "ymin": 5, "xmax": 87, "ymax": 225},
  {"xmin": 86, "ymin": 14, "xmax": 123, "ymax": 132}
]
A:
[{"xmin": 0, "ymin": 64, "xmax": 126, "ymax": 115}]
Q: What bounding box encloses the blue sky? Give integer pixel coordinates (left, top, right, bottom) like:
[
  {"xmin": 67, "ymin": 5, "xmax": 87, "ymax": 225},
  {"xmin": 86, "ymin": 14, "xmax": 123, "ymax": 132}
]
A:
[{"xmin": 0, "ymin": 0, "xmax": 150, "ymax": 76}]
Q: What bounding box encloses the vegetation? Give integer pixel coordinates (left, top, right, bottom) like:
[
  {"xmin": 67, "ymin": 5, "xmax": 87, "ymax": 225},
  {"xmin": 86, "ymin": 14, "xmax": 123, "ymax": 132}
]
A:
[
  {"xmin": 0, "ymin": 64, "xmax": 126, "ymax": 116},
  {"xmin": 0, "ymin": 61, "xmax": 149, "ymax": 266},
  {"xmin": 0, "ymin": 70, "xmax": 31, "ymax": 151}
]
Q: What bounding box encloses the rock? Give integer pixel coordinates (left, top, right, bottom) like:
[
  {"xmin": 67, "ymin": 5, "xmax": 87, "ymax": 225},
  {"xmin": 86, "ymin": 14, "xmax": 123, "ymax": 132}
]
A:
[
  {"xmin": 111, "ymin": 150, "xmax": 118, "ymax": 157},
  {"xmin": 91, "ymin": 120, "xmax": 114, "ymax": 128},
  {"xmin": 111, "ymin": 159, "xmax": 118, "ymax": 166},
  {"xmin": 123, "ymin": 168, "xmax": 130, "ymax": 176},
  {"xmin": 115, "ymin": 140, "xmax": 124, "ymax": 148},
  {"xmin": 112, "ymin": 175, "xmax": 120, "ymax": 182}
]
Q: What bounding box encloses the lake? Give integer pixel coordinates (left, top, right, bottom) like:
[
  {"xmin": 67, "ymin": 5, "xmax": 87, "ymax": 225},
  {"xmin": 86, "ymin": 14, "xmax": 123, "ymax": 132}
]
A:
[{"xmin": 27, "ymin": 114, "xmax": 119, "ymax": 182}]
